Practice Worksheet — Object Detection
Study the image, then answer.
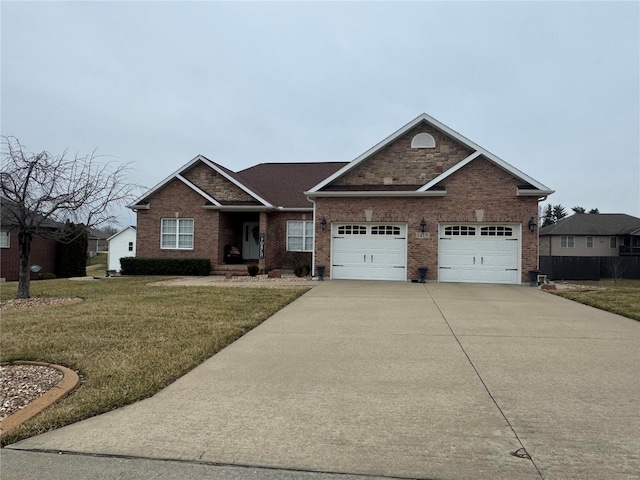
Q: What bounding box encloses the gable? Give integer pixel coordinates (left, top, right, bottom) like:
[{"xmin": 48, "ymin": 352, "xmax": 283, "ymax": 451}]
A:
[
  {"xmin": 182, "ymin": 161, "xmax": 258, "ymax": 205},
  {"xmin": 435, "ymin": 156, "xmax": 526, "ymax": 196},
  {"xmin": 326, "ymin": 122, "xmax": 473, "ymax": 190}
]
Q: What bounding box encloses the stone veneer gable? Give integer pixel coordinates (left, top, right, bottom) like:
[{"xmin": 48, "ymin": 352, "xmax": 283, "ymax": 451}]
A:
[
  {"xmin": 182, "ymin": 161, "xmax": 256, "ymax": 203},
  {"xmin": 329, "ymin": 123, "xmax": 474, "ymax": 188}
]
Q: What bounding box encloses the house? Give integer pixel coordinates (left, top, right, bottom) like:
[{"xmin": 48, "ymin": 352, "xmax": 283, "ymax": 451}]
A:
[
  {"xmin": 88, "ymin": 228, "xmax": 110, "ymax": 256},
  {"xmin": 0, "ymin": 196, "xmax": 58, "ymax": 282},
  {"xmin": 107, "ymin": 226, "xmax": 137, "ymax": 272},
  {"xmin": 129, "ymin": 113, "xmax": 554, "ymax": 284},
  {"xmin": 539, "ymin": 213, "xmax": 640, "ymax": 257}
]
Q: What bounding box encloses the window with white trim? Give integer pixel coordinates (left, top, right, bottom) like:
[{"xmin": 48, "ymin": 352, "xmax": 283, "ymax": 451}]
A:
[
  {"xmin": 337, "ymin": 225, "xmax": 367, "ymax": 235},
  {"xmin": 480, "ymin": 226, "xmax": 513, "ymax": 236},
  {"xmin": 444, "ymin": 226, "xmax": 476, "ymax": 236},
  {"xmin": 560, "ymin": 236, "xmax": 575, "ymax": 248},
  {"xmin": 0, "ymin": 230, "xmax": 9, "ymax": 248},
  {"xmin": 371, "ymin": 225, "xmax": 401, "ymax": 236},
  {"xmin": 586, "ymin": 236, "xmax": 594, "ymax": 248},
  {"xmin": 610, "ymin": 237, "xmax": 617, "ymax": 248},
  {"xmin": 128, "ymin": 242, "xmax": 134, "ymax": 252},
  {"xmin": 287, "ymin": 220, "xmax": 313, "ymax": 252},
  {"xmin": 161, "ymin": 218, "xmax": 194, "ymax": 249}
]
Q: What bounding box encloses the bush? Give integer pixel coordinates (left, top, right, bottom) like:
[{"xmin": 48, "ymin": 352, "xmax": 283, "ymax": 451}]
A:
[
  {"xmin": 55, "ymin": 221, "xmax": 88, "ymax": 278},
  {"xmin": 40, "ymin": 272, "xmax": 57, "ymax": 280},
  {"xmin": 119, "ymin": 257, "xmax": 211, "ymax": 276},
  {"xmin": 294, "ymin": 264, "xmax": 310, "ymax": 277},
  {"xmin": 247, "ymin": 264, "xmax": 260, "ymax": 277}
]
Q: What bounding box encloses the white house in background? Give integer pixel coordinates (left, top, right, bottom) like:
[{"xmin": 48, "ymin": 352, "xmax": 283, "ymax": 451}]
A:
[{"xmin": 107, "ymin": 226, "xmax": 136, "ymax": 272}]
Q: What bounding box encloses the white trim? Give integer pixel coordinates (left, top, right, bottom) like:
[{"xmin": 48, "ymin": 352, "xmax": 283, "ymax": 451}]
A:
[
  {"xmin": 203, "ymin": 205, "xmax": 272, "ymax": 211},
  {"xmin": 0, "ymin": 229, "xmax": 10, "ymax": 248},
  {"xmin": 417, "ymin": 151, "xmax": 482, "ymax": 192},
  {"xmin": 277, "ymin": 207, "xmax": 314, "ymax": 212},
  {"xmin": 286, "ymin": 220, "xmax": 314, "ymax": 252},
  {"xmin": 516, "ymin": 187, "xmax": 556, "ymax": 197},
  {"xmin": 128, "ymin": 155, "xmax": 274, "ymax": 210},
  {"xmin": 161, "ymin": 218, "xmax": 194, "ymax": 250},
  {"xmin": 308, "ymin": 113, "xmax": 554, "ymax": 194},
  {"xmin": 175, "ymin": 174, "xmax": 221, "ymax": 206},
  {"xmin": 106, "ymin": 226, "xmax": 136, "ymax": 242},
  {"xmin": 306, "ymin": 190, "xmax": 446, "ymax": 198},
  {"xmin": 198, "ymin": 157, "xmax": 274, "ymax": 207}
]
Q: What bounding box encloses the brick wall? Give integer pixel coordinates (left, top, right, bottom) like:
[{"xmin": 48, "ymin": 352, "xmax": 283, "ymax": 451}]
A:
[
  {"xmin": 332, "ymin": 124, "xmax": 473, "ymax": 187},
  {"xmin": 264, "ymin": 211, "xmax": 313, "ymax": 270},
  {"xmin": 1, "ymin": 230, "xmax": 57, "ymax": 281},
  {"xmin": 136, "ymin": 179, "xmax": 220, "ymax": 264},
  {"xmin": 315, "ymin": 158, "xmax": 539, "ymax": 283}
]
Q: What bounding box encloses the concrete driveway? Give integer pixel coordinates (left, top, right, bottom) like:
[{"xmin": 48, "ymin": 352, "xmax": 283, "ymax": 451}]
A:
[{"xmin": 4, "ymin": 282, "xmax": 639, "ymax": 479}]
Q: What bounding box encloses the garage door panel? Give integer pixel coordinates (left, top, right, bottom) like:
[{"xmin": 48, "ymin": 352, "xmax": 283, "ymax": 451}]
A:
[
  {"xmin": 331, "ymin": 224, "xmax": 406, "ymax": 281},
  {"xmin": 439, "ymin": 224, "xmax": 520, "ymax": 285}
]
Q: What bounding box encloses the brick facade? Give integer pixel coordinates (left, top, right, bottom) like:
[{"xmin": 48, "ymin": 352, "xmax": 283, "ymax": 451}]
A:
[
  {"xmin": 314, "ymin": 158, "xmax": 539, "ymax": 283},
  {"xmin": 182, "ymin": 162, "xmax": 256, "ymax": 203},
  {"xmin": 0, "ymin": 230, "xmax": 57, "ymax": 282}
]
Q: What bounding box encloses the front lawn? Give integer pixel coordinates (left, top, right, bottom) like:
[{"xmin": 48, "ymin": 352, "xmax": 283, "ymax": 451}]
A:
[
  {"xmin": 552, "ymin": 279, "xmax": 640, "ymax": 321},
  {"xmin": 0, "ymin": 277, "xmax": 308, "ymax": 445}
]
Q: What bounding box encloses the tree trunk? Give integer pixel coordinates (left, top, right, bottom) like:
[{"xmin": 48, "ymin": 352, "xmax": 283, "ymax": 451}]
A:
[{"xmin": 17, "ymin": 230, "xmax": 32, "ymax": 299}]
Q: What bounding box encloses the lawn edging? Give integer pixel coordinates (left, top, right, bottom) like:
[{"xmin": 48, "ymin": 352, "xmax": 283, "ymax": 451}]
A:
[{"xmin": 0, "ymin": 361, "xmax": 80, "ymax": 437}]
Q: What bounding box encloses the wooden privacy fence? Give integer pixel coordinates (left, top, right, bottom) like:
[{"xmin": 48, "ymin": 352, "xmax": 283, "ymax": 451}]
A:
[{"xmin": 539, "ymin": 256, "xmax": 640, "ymax": 281}]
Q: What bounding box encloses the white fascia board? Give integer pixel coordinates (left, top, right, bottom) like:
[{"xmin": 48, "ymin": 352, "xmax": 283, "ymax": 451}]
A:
[
  {"xmin": 516, "ymin": 187, "xmax": 556, "ymax": 197},
  {"xmin": 129, "ymin": 204, "xmax": 150, "ymax": 210},
  {"xmin": 308, "ymin": 114, "xmax": 429, "ymax": 193},
  {"xmin": 203, "ymin": 205, "xmax": 273, "ymax": 211},
  {"xmin": 305, "ymin": 190, "xmax": 446, "ymax": 198},
  {"xmin": 175, "ymin": 174, "xmax": 221, "ymax": 206},
  {"xmin": 277, "ymin": 207, "xmax": 313, "ymax": 212},
  {"xmin": 127, "ymin": 155, "xmax": 204, "ymax": 208},
  {"xmin": 417, "ymin": 151, "xmax": 483, "ymax": 192},
  {"xmin": 198, "ymin": 156, "xmax": 274, "ymax": 207},
  {"xmin": 106, "ymin": 226, "xmax": 135, "ymax": 242}
]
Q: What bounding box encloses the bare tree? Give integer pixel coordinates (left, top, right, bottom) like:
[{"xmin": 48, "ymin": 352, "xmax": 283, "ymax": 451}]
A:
[
  {"xmin": 604, "ymin": 257, "xmax": 625, "ymax": 284},
  {"xmin": 1, "ymin": 136, "xmax": 137, "ymax": 298}
]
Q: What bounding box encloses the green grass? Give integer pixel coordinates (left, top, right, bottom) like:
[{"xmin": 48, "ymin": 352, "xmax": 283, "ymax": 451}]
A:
[
  {"xmin": 86, "ymin": 252, "xmax": 107, "ymax": 267},
  {"xmin": 552, "ymin": 279, "xmax": 640, "ymax": 321},
  {"xmin": 0, "ymin": 277, "xmax": 308, "ymax": 445}
]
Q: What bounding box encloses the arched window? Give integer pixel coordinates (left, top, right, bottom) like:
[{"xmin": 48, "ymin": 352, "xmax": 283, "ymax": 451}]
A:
[{"xmin": 411, "ymin": 132, "xmax": 436, "ymax": 148}]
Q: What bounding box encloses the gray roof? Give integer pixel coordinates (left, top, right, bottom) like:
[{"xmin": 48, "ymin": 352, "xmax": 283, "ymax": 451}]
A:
[{"xmin": 539, "ymin": 213, "xmax": 640, "ymax": 236}]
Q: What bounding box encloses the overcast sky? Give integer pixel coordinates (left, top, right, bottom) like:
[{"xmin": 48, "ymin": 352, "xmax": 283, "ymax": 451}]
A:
[{"xmin": 2, "ymin": 1, "xmax": 638, "ymax": 227}]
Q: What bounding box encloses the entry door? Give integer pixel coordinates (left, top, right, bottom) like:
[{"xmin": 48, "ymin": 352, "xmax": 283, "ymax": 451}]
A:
[{"xmin": 242, "ymin": 222, "xmax": 260, "ymax": 260}]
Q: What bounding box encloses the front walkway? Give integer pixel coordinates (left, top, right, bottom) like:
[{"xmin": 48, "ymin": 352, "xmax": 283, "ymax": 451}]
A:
[{"xmin": 6, "ymin": 282, "xmax": 639, "ymax": 479}]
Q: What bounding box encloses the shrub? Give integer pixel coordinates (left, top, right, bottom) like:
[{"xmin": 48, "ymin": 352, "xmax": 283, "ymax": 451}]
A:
[
  {"xmin": 40, "ymin": 272, "xmax": 57, "ymax": 280},
  {"xmin": 119, "ymin": 257, "xmax": 211, "ymax": 276},
  {"xmin": 294, "ymin": 264, "xmax": 310, "ymax": 277},
  {"xmin": 247, "ymin": 264, "xmax": 260, "ymax": 277},
  {"xmin": 55, "ymin": 221, "xmax": 88, "ymax": 278}
]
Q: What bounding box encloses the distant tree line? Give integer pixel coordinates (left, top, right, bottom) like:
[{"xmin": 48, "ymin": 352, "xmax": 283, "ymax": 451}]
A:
[{"xmin": 541, "ymin": 204, "xmax": 599, "ymax": 227}]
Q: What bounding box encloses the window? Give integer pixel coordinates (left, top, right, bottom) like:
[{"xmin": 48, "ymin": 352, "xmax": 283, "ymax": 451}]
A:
[
  {"xmin": 371, "ymin": 225, "xmax": 401, "ymax": 236},
  {"xmin": 287, "ymin": 220, "xmax": 313, "ymax": 252},
  {"xmin": 560, "ymin": 236, "xmax": 575, "ymax": 248},
  {"xmin": 0, "ymin": 230, "xmax": 9, "ymax": 248},
  {"xmin": 610, "ymin": 237, "xmax": 617, "ymax": 248},
  {"xmin": 586, "ymin": 236, "xmax": 594, "ymax": 248},
  {"xmin": 128, "ymin": 242, "xmax": 134, "ymax": 252},
  {"xmin": 161, "ymin": 218, "xmax": 194, "ymax": 249},
  {"xmin": 481, "ymin": 226, "xmax": 513, "ymax": 237},
  {"xmin": 337, "ymin": 225, "xmax": 367, "ymax": 235},
  {"xmin": 411, "ymin": 132, "xmax": 436, "ymax": 148},
  {"xmin": 444, "ymin": 226, "xmax": 476, "ymax": 236}
]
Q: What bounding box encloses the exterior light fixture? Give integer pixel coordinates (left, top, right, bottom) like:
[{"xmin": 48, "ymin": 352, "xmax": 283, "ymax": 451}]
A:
[
  {"xmin": 528, "ymin": 217, "xmax": 536, "ymax": 234},
  {"xmin": 420, "ymin": 218, "xmax": 427, "ymax": 232},
  {"xmin": 320, "ymin": 216, "xmax": 327, "ymax": 231}
]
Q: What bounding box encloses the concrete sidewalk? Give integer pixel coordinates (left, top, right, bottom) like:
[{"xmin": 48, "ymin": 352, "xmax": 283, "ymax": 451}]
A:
[{"xmin": 5, "ymin": 282, "xmax": 639, "ymax": 479}]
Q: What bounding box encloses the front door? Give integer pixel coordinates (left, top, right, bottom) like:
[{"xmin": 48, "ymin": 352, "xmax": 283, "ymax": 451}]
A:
[{"xmin": 242, "ymin": 222, "xmax": 260, "ymax": 260}]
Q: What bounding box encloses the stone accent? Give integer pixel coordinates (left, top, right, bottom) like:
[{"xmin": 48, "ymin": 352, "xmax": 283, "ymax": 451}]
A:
[
  {"xmin": 330, "ymin": 123, "xmax": 473, "ymax": 188},
  {"xmin": 182, "ymin": 161, "xmax": 256, "ymax": 203},
  {"xmin": 315, "ymin": 158, "xmax": 539, "ymax": 283}
]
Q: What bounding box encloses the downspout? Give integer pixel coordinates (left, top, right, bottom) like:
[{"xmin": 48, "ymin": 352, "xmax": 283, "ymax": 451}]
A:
[{"xmin": 308, "ymin": 196, "xmax": 317, "ymax": 278}]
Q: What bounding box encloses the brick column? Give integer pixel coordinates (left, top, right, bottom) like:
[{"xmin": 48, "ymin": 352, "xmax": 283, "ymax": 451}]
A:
[{"xmin": 259, "ymin": 211, "xmax": 267, "ymax": 272}]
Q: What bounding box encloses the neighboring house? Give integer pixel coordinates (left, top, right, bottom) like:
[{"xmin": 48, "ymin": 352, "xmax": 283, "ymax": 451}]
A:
[
  {"xmin": 88, "ymin": 228, "xmax": 110, "ymax": 256},
  {"xmin": 129, "ymin": 113, "xmax": 554, "ymax": 284},
  {"xmin": 0, "ymin": 196, "xmax": 58, "ymax": 282},
  {"xmin": 107, "ymin": 226, "xmax": 137, "ymax": 272},
  {"xmin": 539, "ymin": 213, "xmax": 640, "ymax": 257}
]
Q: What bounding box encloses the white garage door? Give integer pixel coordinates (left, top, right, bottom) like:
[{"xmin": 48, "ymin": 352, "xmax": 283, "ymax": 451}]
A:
[
  {"xmin": 332, "ymin": 224, "xmax": 407, "ymax": 281},
  {"xmin": 439, "ymin": 224, "xmax": 520, "ymax": 284}
]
